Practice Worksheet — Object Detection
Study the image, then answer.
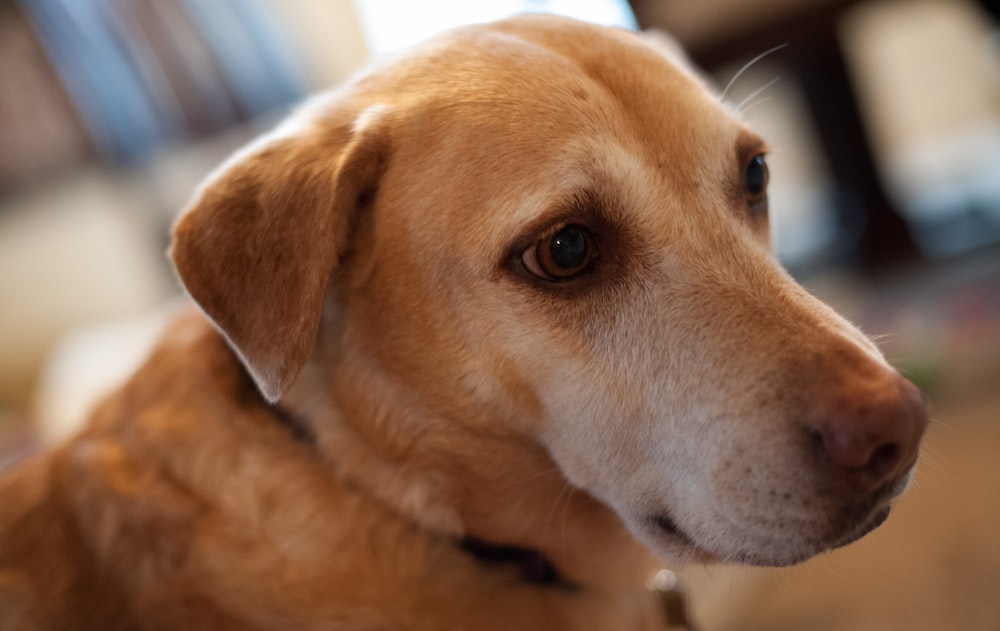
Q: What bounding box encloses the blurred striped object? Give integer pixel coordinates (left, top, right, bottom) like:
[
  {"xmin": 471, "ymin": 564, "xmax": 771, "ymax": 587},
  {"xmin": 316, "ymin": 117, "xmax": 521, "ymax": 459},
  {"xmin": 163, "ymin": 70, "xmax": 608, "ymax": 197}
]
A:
[{"xmin": 9, "ymin": 0, "xmax": 306, "ymax": 171}]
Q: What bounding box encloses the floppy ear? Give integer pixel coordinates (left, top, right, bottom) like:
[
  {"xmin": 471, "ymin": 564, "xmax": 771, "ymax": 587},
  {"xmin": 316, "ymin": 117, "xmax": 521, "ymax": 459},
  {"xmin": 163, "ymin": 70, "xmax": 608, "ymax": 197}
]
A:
[{"xmin": 170, "ymin": 105, "xmax": 389, "ymax": 402}]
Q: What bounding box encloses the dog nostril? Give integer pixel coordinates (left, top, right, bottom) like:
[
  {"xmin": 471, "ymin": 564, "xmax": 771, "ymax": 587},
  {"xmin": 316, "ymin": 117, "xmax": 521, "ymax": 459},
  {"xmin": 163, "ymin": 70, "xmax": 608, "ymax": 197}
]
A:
[
  {"xmin": 811, "ymin": 425, "xmax": 901, "ymax": 492},
  {"xmin": 814, "ymin": 424, "xmax": 901, "ymax": 474},
  {"xmin": 869, "ymin": 442, "xmax": 899, "ymax": 475},
  {"xmin": 807, "ymin": 426, "xmax": 825, "ymax": 452}
]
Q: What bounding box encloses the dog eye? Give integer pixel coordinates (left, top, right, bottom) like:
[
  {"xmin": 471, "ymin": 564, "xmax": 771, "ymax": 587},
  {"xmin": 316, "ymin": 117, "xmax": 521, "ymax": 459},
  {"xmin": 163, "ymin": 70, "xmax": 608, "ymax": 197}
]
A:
[
  {"xmin": 744, "ymin": 154, "xmax": 769, "ymax": 206},
  {"xmin": 522, "ymin": 225, "xmax": 596, "ymax": 281}
]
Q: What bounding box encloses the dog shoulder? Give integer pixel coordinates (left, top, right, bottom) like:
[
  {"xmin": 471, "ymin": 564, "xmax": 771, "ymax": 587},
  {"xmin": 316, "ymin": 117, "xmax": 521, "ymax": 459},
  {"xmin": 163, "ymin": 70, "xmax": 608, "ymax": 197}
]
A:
[
  {"xmin": 0, "ymin": 311, "xmax": 251, "ymax": 629},
  {"xmin": 0, "ymin": 449, "xmax": 139, "ymax": 629}
]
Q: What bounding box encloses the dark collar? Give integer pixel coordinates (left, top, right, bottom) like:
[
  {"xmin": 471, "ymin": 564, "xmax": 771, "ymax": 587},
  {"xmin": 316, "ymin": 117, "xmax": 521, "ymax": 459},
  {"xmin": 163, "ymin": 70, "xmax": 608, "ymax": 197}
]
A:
[
  {"xmin": 269, "ymin": 402, "xmax": 316, "ymax": 445},
  {"xmin": 459, "ymin": 537, "xmax": 572, "ymax": 588}
]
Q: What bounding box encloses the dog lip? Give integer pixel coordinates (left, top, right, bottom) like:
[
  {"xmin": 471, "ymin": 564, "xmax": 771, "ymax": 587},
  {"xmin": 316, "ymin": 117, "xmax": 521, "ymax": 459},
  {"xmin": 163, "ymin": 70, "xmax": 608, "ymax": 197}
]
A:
[
  {"xmin": 829, "ymin": 504, "xmax": 892, "ymax": 551},
  {"xmin": 652, "ymin": 513, "xmax": 695, "ymax": 546},
  {"xmin": 887, "ymin": 464, "xmax": 916, "ymax": 500}
]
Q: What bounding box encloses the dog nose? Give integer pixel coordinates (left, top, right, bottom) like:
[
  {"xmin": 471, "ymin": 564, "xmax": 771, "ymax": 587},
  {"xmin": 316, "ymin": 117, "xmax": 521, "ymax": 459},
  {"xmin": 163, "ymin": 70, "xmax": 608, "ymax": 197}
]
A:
[{"xmin": 810, "ymin": 370, "xmax": 928, "ymax": 493}]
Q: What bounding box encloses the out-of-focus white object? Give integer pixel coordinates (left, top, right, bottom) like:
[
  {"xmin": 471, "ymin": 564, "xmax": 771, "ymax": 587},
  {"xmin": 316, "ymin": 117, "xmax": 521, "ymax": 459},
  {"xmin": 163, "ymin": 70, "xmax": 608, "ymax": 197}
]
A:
[
  {"xmin": 354, "ymin": 0, "xmax": 637, "ymax": 56},
  {"xmin": 0, "ymin": 170, "xmax": 175, "ymax": 406},
  {"xmin": 33, "ymin": 305, "xmax": 178, "ymax": 444},
  {"xmin": 843, "ymin": 0, "xmax": 1000, "ymax": 256}
]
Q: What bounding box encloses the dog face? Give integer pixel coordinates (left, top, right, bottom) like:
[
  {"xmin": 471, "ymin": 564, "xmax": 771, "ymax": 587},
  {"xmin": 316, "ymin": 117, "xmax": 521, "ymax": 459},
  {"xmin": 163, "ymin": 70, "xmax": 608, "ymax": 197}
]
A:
[{"xmin": 172, "ymin": 16, "xmax": 927, "ymax": 583}]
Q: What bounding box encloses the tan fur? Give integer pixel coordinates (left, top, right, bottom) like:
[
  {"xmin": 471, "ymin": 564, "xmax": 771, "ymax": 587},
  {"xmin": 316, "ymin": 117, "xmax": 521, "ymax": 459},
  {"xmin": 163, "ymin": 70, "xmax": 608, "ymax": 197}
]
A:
[{"xmin": 0, "ymin": 16, "xmax": 926, "ymax": 630}]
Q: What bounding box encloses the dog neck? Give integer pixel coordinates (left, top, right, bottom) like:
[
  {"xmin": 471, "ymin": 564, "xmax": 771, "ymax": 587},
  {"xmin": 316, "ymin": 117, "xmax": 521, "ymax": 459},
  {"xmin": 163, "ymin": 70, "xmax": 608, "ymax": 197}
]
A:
[{"xmin": 266, "ymin": 401, "xmax": 574, "ymax": 588}]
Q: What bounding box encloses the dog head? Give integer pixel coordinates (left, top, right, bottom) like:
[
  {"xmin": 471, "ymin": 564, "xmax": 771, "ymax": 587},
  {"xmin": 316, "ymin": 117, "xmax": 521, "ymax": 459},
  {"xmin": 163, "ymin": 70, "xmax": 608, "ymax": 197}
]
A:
[{"xmin": 171, "ymin": 16, "xmax": 927, "ymax": 586}]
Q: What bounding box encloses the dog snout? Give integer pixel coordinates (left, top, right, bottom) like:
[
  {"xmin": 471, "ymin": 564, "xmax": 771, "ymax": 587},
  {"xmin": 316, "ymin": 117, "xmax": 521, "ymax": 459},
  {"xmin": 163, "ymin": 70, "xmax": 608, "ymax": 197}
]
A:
[{"xmin": 807, "ymin": 369, "xmax": 928, "ymax": 494}]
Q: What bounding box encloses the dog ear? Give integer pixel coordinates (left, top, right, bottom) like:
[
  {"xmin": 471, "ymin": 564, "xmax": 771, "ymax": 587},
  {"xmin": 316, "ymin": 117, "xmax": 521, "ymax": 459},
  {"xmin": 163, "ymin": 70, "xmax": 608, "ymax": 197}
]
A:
[{"xmin": 170, "ymin": 105, "xmax": 389, "ymax": 402}]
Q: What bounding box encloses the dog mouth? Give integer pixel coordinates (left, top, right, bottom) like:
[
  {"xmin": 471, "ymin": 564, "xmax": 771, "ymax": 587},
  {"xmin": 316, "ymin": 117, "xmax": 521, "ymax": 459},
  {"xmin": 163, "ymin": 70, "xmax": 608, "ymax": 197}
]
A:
[
  {"xmin": 648, "ymin": 512, "xmax": 719, "ymax": 562},
  {"xmin": 652, "ymin": 513, "xmax": 694, "ymax": 545},
  {"xmin": 827, "ymin": 503, "xmax": 891, "ymax": 550}
]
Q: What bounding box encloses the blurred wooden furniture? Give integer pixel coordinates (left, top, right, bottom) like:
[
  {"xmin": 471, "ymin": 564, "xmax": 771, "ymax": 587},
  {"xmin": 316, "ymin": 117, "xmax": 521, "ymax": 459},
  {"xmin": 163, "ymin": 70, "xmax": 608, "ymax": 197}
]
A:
[{"xmin": 629, "ymin": 0, "xmax": 920, "ymax": 271}]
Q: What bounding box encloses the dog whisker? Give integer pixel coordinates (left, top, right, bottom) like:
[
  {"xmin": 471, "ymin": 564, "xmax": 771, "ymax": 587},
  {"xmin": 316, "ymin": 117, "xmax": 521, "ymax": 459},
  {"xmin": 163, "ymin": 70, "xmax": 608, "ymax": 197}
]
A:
[
  {"xmin": 506, "ymin": 465, "xmax": 563, "ymax": 487},
  {"xmin": 734, "ymin": 76, "xmax": 782, "ymax": 115},
  {"xmin": 867, "ymin": 333, "xmax": 896, "ymax": 345},
  {"xmin": 927, "ymin": 416, "xmax": 953, "ymax": 431},
  {"xmin": 736, "ymin": 95, "xmax": 776, "ymax": 117},
  {"xmin": 720, "ymin": 43, "xmax": 788, "ymax": 103},
  {"xmin": 555, "ymin": 484, "xmax": 578, "ymax": 545},
  {"xmin": 560, "ymin": 485, "xmax": 576, "ymax": 548},
  {"xmin": 917, "ymin": 446, "xmax": 945, "ymax": 475}
]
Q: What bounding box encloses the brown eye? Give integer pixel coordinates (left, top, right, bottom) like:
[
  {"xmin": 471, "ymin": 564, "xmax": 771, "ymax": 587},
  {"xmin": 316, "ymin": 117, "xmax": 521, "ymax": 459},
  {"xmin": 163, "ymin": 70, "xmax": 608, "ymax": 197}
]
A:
[
  {"xmin": 745, "ymin": 154, "xmax": 769, "ymax": 207},
  {"xmin": 522, "ymin": 225, "xmax": 596, "ymax": 281}
]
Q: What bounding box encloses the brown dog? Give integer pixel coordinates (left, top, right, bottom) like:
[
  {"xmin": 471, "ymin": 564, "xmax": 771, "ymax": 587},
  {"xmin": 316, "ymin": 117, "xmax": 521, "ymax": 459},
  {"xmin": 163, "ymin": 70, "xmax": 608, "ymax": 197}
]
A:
[{"xmin": 0, "ymin": 15, "xmax": 927, "ymax": 630}]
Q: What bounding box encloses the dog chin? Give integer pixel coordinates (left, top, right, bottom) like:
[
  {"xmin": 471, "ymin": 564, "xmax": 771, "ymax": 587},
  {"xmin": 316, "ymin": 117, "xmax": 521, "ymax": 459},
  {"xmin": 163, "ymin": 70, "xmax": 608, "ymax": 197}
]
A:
[
  {"xmin": 742, "ymin": 504, "xmax": 893, "ymax": 568},
  {"xmin": 641, "ymin": 500, "xmax": 895, "ymax": 568}
]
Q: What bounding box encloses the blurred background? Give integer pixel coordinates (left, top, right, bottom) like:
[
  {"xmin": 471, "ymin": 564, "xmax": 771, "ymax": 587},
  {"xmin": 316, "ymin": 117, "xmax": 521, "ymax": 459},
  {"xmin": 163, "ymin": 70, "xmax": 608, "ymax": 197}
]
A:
[{"xmin": 0, "ymin": 0, "xmax": 998, "ymax": 628}]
